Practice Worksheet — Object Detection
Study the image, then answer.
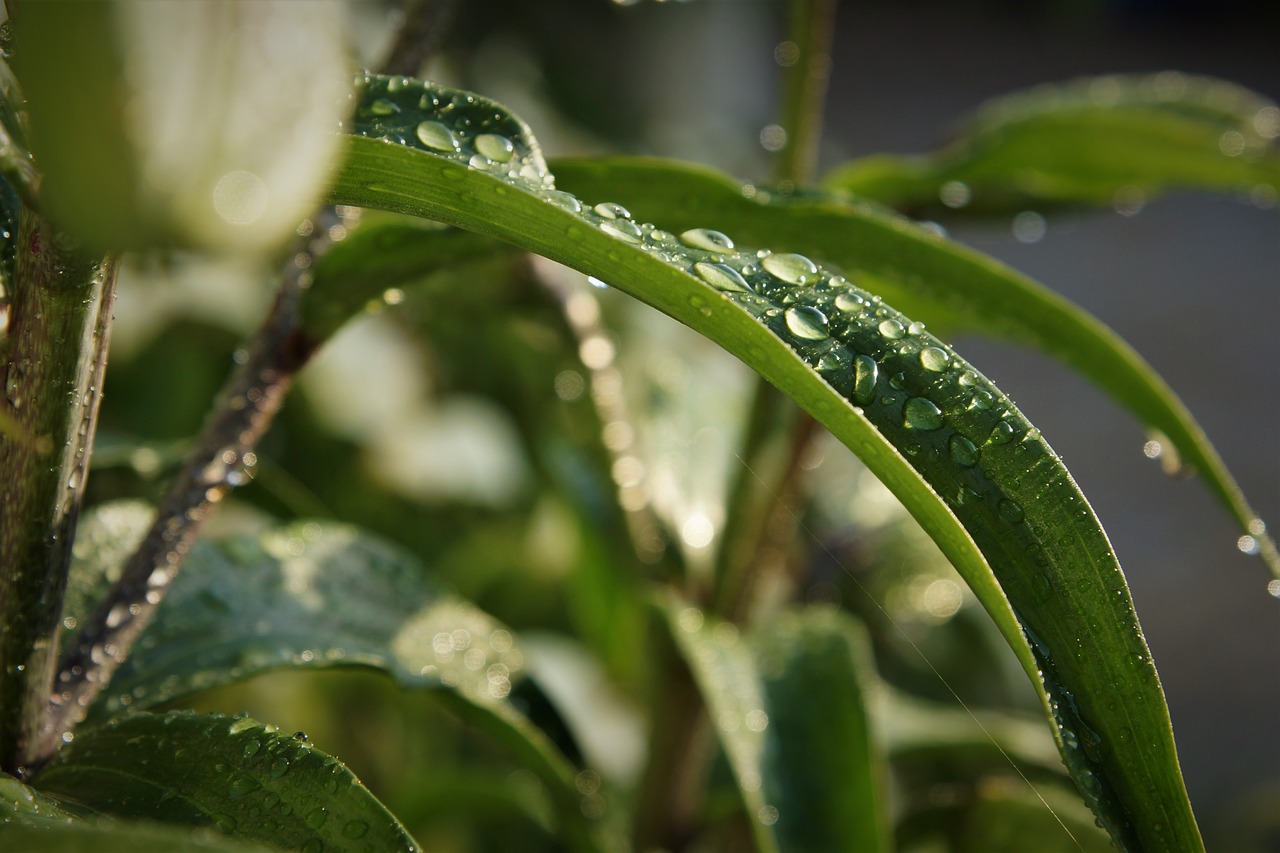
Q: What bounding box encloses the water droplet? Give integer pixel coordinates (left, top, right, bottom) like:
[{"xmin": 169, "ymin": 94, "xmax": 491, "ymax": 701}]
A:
[
  {"xmin": 834, "ymin": 292, "xmax": 864, "ymax": 313},
  {"xmin": 242, "ymin": 738, "xmax": 261, "ymax": 759},
  {"xmin": 212, "ymin": 814, "xmax": 238, "ymax": 833},
  {"xmin": 474, "ymin": 133, "xmax": 514, "ymax": 163},
  {"xmin": 967, "ymin": 389, "xmax": 994, "ymax": 411},
  {"xmin": 998, "ymin": 499, "xmax": 1025, "ymax": 523},
  {"xmin": 229, "ymin": 775, "xmax": 259, "ymax": 797},
  {"xmin": 761, "ymin": 252, "xmax": 818, "ymax": 285},
  {"xmin": 919, "ymin": 346, "xmax": 949, "ymax": 372},
  {"xmin": 852, "ymin": 355, "xmax": 878, "ymax": 405},
  {"xmin": 415, "ymin": 121, "xmax": 458, "ymax": 152},
  {"xmin": 878, "ymin": 319, "xmax": 905, "ymax": 340},
  {"xmin": 903, "ymin": 397, "xmax": 944, "ymax": 431},
  {"xmin": 679, "ymin": 228, "xmax": 735, "ymax": 252},
  {"xmin": 600, "ymin": 220, "xmax": 642, "ymax": 242},
  {"xmin": 543, "ymin": 190, "xmax": 581, "ymax": 212},
  {"xmin": 1237, "ymin": 534, "xmax": 1260, "ymax": 556},
  {"xmin": 784, "ymin": 305, "xmax": 829, "ymax": 341},
  {"xmin": 694, "ymin": 262, "xmax": 753, "ymax": 293},
  {"xmin": 367, "ymin": 98, "xmax": 398, "ymax": 116},
  {"xmin": 301, "ymin": 840, "xmax": 323, "ymax": 853},
  {"xmin": 342, "ymin": 819, "xmax": 369, "ymax": 839},
  {"xmin": 948, "ymin": 434, "xmax": 979, "ymax": 467},
  {"xmin": 593, "ymin": 202, "xmax": 631, "ymax": 220},
  {"xmin": 304, "ymin": 807, "xmax": 327, "ymax": 830},
  {"xmin": 987, "ymin": 420, "xmax": 1016, "ymax": 445}
]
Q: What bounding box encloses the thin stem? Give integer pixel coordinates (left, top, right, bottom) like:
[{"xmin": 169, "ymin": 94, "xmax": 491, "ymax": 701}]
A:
[
  {"xmin": 380, "ymin": 0, "xmax": 459, "ymax": 78},
  {"xmin": 30, "ymin": 211, "xmax": 337, "ymax": 769},
  {"xmin": 772, "ymin": 0, "xmax": 837, "ymax": 185},
  {"xmin": 0, "ymin": 213, "xmax": 114, "ymax": 776}
]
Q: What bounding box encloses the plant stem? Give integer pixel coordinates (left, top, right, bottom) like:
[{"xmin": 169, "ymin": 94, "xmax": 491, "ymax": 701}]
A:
[
  {"xmin": 0, "ymin": 212, "xmax": 114, "ymax": 776},
  {"xmin": 31, "ymin": 211, "xmax": 338, "ymax": 768},
  {"xmin": 772, "ymin": 0, "xmax": 836, "ymax": 185}
]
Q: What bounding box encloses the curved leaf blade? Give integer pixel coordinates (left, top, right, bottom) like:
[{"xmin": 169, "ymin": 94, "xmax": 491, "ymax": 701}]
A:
[
  {"xmin": 661, "ymin": 601, "xmax": 888, "ymax": 853},
  {"xmin": 0, "ymin": 772, "xmax": 83, "ymax": 828},
  {"xmin": 62, "ymin": 501, "xmax": 606, "ymax": 853},
  {"xmin": 823, "ymin": 72, "xmax": 1280, "ymax": 214},
  {"xmin": 550, "ymin": 155, "xmax": 1278, "ymax": 578},
  {"xmin": 33, "ymin": 711, "xmax": 416, "ymax": 853},
  {"xmin": 326, "ymin": 73, "xmax": 1205, "ymax": 850}
]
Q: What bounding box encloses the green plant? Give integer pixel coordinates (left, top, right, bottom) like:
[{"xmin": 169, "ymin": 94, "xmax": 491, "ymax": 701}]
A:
[{"xmin": 1, "ymin": 2, "xmax": 1276, "ymax": 852}]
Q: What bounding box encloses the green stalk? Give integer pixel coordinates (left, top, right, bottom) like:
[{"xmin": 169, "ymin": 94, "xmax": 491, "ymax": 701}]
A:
[{"xmin": 0, "ymin": 210, "xmax": 114, "ymax": 777}]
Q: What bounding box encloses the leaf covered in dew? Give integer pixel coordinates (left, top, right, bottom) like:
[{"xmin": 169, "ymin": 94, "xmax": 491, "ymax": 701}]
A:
[
  {"xmin": 327, "ymin": 73, "xmax": 1207, "ymax": 851},
  {"xmin": 11, "ymin": 0, "xmax": 352, "ymax": 253}
]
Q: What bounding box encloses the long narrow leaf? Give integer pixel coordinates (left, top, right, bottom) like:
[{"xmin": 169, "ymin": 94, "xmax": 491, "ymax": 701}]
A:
[
  {"xmin": 325, "ymin": 73, "xmax": 1205, "ymax": 850},
  {"xmin": 661, "ymin": 601, "xmax": 889, "ymax": 853},
  {"xmin": 549, "ymin": 156, "xmax": 1278, "ymax": 578},
  {"xmin": 823, "ymin": 72, "xmax": 1280, "ymax": 214}
]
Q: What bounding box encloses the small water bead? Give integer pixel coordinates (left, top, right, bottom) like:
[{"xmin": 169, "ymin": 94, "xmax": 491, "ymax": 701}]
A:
[
  {"xmin": 474, "ymin": 133, "xmax": 514, "ymax": 163},
  {"xmin": 600, "ymin": 219, "xmax": 643, "ymax": 242},
  {"xmin": 416, "ymin": 121, "xmax": 459, "ymax": 152},
  {"xmin": 784, "ymin": 305, "xmax": 829, "ymax": 341},
  {"xmin": 908, "ymin": 321, "xmax": 927, "ymax": 335},
  {"xmin": 948, "ymin": 434, "xmax": 979, "ymax": 467},
  {"xmin": 694, "ymin": 262, "xmax": 753, "ymax": 293},
  {"xmin": 967, "ymin": 389, "xmax": 995, "ymax": 411},
  {"xmin": 903, "ymin": 397, "xmax": 944, "ymax": 430},
  {"xmin": 680, "ymin": 228, "xmax": 735, "ymax": 252},
  {"xmin": 878, "ymin": 318, "xmax": 905, "ymax": 340},
  {"xmin": 998, "ymin": 499, "xmax": 1025, "ymax": 523},
  {"xmin": 761, "ymin": 252, "xmax": 818, "ymax": 285},
  {"xmin": 593, "ymin": 202, "xmax": 631, "ymax": 220},
  {"xmin": 919, "ymin": 346, "xmax": 950, "ymax": 372},
  {"xmin": 366, "ymin": 98, "xmax": 398, "ymax": 116}
]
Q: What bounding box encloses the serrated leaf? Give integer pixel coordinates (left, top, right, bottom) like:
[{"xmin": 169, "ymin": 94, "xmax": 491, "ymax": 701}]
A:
[
  {"xmin": 662, "ymin": 602, "xmax": 888, "ymax": 853},
  {"xmin": 549, "ymin": 155, "xmax": 1278, "ymax": 578},
  {"xmin": 823, "ymin": 72, "xmax": 1280, "ymax": 214},
  {"xmin": 33, "ymin": 711, "xmax": 415, "ymax": 853},
  {"xmin": 325, "ymin": 73, "xmax": 1205, "ymax": 850},
  {"xmin": 63, "ymin": 502, "xmax": 606, "ymax": 853},
  {"xmin": 0, "ymin": 823, "xmax": 282, "ymax": 853}
]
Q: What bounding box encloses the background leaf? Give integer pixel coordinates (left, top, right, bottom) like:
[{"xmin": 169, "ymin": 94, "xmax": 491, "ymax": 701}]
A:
[
  {"xmin": 34, "ymin": 711, "xmax": 416, "ymax": 853},
  {"xmin": 823, "ymin": 73, "xmax": 1280, "ymax": 215},
  {"xmin": 0, "ymin": 824, "xmax": 282, "ymax": 853},
  {"xmin": 663, "ymin": 601, "xmax": 889, "ymax": 853}
]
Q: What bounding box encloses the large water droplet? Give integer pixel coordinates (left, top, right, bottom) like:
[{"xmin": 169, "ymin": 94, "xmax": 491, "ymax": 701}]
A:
[
  {"xmin": 784, "ymin": 305, "xmax": 829, "ymax": 341},
  {"xmin": 474, "ymin": 133, "xmax": 514, "ymax": 163},
  {"xmin": 919, "ymin": 346, "xmax": 949, "ymax": 372},
  {"xmin": 543, "ymin": 190, "xmax": 581, "ymax": 213},
  {"xmin": 987, "ymin": 420, "xmax": 1016, "ymax": 445},
  {"xmin": 600, "ymin": 220, "xmax": 642, "ymax": 242},
  {"xmin": 416, "ymin": 121, "xmax": 459, "ymax": 152},
  {"xmin": 593, "ymin": 202, "xmax": 631, "ymax": 220},
  {"xmin": 852, "ymin": 355, "xmax": 878, "ymax": 405},
  {"xmin": 948, "ymin": 434, "xmax": 979, "ymax": 467},
  {"xmin": 903, "ymin": 397, "xmax": 944, "ymax": 430},
  {"xmin": 680, "ymin": 228, "xmax": 735, "ymax": 252},
  {"xmin": 834, "ymin": 292, "xmax": 864, "ymax": 313},
  {"xmin": 998, "ymin": 499, "xmax": 1025, "ymax": 523},
  {"xmin": 343, "ymin": 819, "xmax": 370, "ymax": 839},
  {"xmin": 878, "ymin": 319, "xmax": 905, "ymax": 340},
  {"xmin": 761, "ymin": 252, "xmax": 818, "ymax": 284},
  {"xmin": 694, "ymin": 262, "xmax": 753, "ymax": 293}
]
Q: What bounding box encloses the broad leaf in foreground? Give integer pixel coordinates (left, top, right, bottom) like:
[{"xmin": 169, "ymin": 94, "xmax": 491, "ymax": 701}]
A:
[
  {"xmin": 0, "ymin": 824, "xmax": 281, "ymax": 853},
  {"xmin": 0, "ymin": 772, "xmax": 82, "ymax": 828},
  {"xmin": 662, "ymin": 601, "xmax": 888, "ymax": 853},
  {"xmin": 62, "ymin": 502, "xmax": 606, "ymax": 853},
  {"xmin": 326, "ymin": 72, "xmax": 1204, "ymax": 850},
  {"xmin": 823, "ymin": 72, "xmax": 1280, "ymax": 214},
  {"xmin": 34, "ymin": 711, "xmax": 416, "ymax": 853},
  {"xmin": 550, "ymin": 156, "xmax": 1278, "ymax": 578}
]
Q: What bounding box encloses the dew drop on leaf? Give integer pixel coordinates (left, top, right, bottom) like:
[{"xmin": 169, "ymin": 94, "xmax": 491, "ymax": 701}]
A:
[
  {"xmin": 919, "ymin": 346, "xmax": 949, "ymax": 372},
  {"xmin": 679, "ymin": 228, "xmax": 735, "ymax": 251},
  {"xmin": 999, "ymin": 499, "xmax": 1026, "ymax": 523},
  {"xmin": 474, "ymin": 133, "xmax": 514, "ymax": 163},
  {"xmin": 600, "ymin": 219, "xmax": 642, "ymax": 242},
  {"xmin": 903, "ymin": 397, "xmax": 944, "ymax": 430},
  {"xmin": 414, "ymin": 120, "xmax": 458, "ymax": 152},
  {"xmin": 948, "ymin": 434, "xmax": 979, "ymax": 467},
  {"xmin": 761, "ymin": 251, "xmax": 818, "ymax": 284},
  {"xmin": 694, "ymin": 261, "xmax": 753, "ymax": 293},
  {"xmin": 784, "ymin": 305, "xmax": 829, "ymax": 341},
  {"xmin": 877, "ymin": 318, "xmax": 905, "ymax": 340},
  {"xmin": 852, "ymin": 355, "xmax": 879, "ymax": 405},
  {"xmin": 593, "ymin": 202, "xmax": 631, "ymax": 220}
]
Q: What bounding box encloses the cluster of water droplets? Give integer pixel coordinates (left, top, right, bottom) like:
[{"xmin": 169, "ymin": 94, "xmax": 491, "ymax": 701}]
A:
[{"xmin": 348, "ymin": 72, "xmax": 551, "ymax": 195}]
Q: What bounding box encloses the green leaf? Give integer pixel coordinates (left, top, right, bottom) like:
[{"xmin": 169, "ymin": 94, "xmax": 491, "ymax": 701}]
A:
[
  {"xmin": 33, "ymin": 710, "xmax": 416, "ymax": 852},
  {"xmin": 662, "ymin": 601, "xmax": 888, "ymax": 853},
  {"xmin": 0, "ymin": 772, "xmax": 83, "ymax": 828},
  {"xmin": 0, "ymin": 824, "xmax": 282, "ymax": 853},
  {"xmin": 326, "ymin": 73, "xmax": 1205, "ymax": 850},
  {"xmin": 63, "ymin": 502, "xmax": 606, "ymax": 853},
  {"xmin": 549, "ymin": 155, "xmax": 1278, "ymax": 578},
  {"xmin": 823, "ymin": 73, "xmax": 1280, "ymax": 214}
]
